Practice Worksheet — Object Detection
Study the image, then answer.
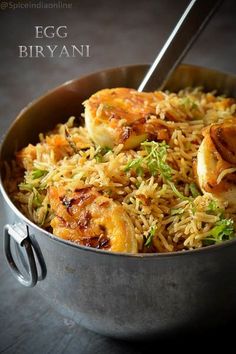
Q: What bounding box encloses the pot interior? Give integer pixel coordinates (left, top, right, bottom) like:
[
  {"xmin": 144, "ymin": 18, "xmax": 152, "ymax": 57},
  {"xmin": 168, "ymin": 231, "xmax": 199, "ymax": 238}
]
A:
[{"xmin": 1, "ymin": 63, "xmax": 236, "ymax": 165}]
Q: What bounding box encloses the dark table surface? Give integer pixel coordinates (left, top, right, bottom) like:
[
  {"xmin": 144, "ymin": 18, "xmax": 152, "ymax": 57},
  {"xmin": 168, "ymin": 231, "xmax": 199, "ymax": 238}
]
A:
[{"xmin": 1, "ymin": 0, "xmax": 236, "ymax": 352}]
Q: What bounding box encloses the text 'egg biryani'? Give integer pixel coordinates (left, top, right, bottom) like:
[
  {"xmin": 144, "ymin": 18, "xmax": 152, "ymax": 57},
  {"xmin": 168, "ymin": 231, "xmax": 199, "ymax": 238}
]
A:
[{"xmin": 6, "ymin": 87, "xmax": 236, "ymax": 253}]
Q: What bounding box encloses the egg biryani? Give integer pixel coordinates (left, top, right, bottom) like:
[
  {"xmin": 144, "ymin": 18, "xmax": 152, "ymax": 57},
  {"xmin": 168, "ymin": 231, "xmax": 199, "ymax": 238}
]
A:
[{"xmin": 5, "ymin": 87, "xmax": 236, "ymax": 253}]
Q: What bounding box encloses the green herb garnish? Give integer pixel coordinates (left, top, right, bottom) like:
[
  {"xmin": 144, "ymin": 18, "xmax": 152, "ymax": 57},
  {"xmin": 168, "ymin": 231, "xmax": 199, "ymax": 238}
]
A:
[
  {"xmin": 124, "ymin": 141, "xmax": 172, "ymax": 178},
  {"xmin": 170, "ymin": 208, "xmax": 184, "ymax": 216},
  {"xmin": 203, "ymin": 218, "xmax": 234, "ymax": 245},
  {"xmin": 31, "ymin": 169, "xmax": 48, "ymax": 179},
  {"xmin": 207, "ymin": 200, "xmax": 218, "ymax": 213},
  {"xmin": 206, "ymin": 199, "xmax": 224, "ymax": 215},
  {"xmin": 180, "ymin": 97, "xmax": 198, "ymax": 110},
  {"xmin": 95, "ymin": 146, "xmax": 112, "ymax": 163},
  {"xmin": 144, "ymin": 225, "xmax": 156, "ymax": 247},
  {"xmin": 189, "ymin": 182, "xmax": 201, "ymax": 198},
  {"xmin": 168, "ymin": 181, "xmax": 188, "ymax": 200},
  {"xmin": 125, "ymin": 141, "xmax": 187, "ymax": 200},
  {"xmin": 18, "ymin": 183, "xmax": 34, "ymax": 192},
  {"xmin": 124, "ymin": 157, "xmax": 144, "ymax": 176},
  {"xmin": 143, "ymin": 141, "xmax": 173, "ymax": 179},
  {"xmin": 32, "ymin": 188, "xmax": 43, "ymax": 208}
]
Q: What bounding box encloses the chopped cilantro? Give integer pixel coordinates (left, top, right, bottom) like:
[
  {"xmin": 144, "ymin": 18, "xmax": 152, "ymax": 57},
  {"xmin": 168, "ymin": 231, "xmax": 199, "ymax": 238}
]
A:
[
  {"xmin": 168, "ymin": 181, "xmax": 188, "ymax": 200},
  {"xmin": 189, "ymin": 182, "xmax": 201, "ymax": 198},
  {"xmin": 206, "ymin": 200, "xmax": 224, "ymax": 215},
  {"xmin": 144, "ymin": 225, "xmax": 156, "ymax": 247},
  {"xmin": 207, "ymin": 200, "xmax": 218, "ymax": 213},
  {"xmin": 124, "ymin": 157, "xmax": 144, "ymax": 176},
  {"xmin": 32, "ymin": 188, "xmax": 43, "ymax": 208},
  {"xmin": 143, "ymin": 141, "xmax": 173, "ymax": 180},
  {"xmin": 180, "ymin": 97, "xmax": 198, "ymax": 110},
  {"xmin": 18, "ymin": 183, "xmax": 34, "ymax": 192},
  {"xmin": 124, "ymin": 141, "xmax": 172, "ymax": 179},
  {"xmin": 170, "ymin": 208, "xmax": 184, "ymax": 216},
  {"xmin": 31, "ymin": 169, "xmax": 48, "ymax": 179},
  {"xmin": 125, "ymin": 141, "xmax": 187, "ymax": 200},
  {"xmin": 203, "ymin": 218, "xmax": 234, "ymax": 245},
  {"xmin": 95, "ymin": 146, "xmax": 112, "ymax": 162}
]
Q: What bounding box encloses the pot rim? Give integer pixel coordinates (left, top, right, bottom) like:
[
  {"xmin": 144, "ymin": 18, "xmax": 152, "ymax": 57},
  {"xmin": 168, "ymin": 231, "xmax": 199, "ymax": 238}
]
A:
[{"xmin": 1, "ymin": 63, "xmax": 236, "ymax": 258}]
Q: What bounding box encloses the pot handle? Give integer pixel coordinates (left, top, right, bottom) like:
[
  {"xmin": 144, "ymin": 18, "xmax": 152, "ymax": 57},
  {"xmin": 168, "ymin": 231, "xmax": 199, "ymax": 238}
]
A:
[{"xmin": 3, "ymin": 223, "xmax": 38, "ymax": 287}]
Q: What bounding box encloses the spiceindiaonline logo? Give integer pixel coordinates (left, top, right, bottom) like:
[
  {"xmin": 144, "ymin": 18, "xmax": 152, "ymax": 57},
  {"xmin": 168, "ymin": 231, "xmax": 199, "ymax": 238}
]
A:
[{"xmin": 0, "ymin": 1, "xmax": 72, "ymax": 10}]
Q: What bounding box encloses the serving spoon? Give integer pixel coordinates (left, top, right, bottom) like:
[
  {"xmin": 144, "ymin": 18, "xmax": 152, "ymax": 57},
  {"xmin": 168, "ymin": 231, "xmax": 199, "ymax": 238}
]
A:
[{"xmin": 138, "ymin": 0, "xmax": 223, "ymax": 92}]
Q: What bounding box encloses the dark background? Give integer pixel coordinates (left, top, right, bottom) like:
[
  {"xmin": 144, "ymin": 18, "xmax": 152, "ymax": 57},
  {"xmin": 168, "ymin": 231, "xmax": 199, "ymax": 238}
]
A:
[{"xmin": 0, "ymin": 0, "xmax": 236, "ymax": 352}]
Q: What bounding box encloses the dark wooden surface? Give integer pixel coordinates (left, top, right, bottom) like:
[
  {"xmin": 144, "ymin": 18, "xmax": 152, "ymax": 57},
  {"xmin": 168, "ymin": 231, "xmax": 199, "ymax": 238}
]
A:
[{"xmin": 0, "ymin": 0, "xmax": 236, "ymax": 352}]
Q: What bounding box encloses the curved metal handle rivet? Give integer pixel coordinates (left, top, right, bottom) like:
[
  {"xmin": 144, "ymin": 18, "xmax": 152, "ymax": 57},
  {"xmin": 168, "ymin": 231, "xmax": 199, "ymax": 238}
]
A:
[{"xmin": 3, "ymin": 223, "xmax": 38, "ymax": 287}]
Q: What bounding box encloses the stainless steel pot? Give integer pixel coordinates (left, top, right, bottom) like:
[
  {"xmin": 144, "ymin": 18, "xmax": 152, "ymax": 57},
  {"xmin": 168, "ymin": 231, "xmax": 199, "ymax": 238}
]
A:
[{"xmin": 1, "ymin": 64, "xmax": 236, "ymax": 340}]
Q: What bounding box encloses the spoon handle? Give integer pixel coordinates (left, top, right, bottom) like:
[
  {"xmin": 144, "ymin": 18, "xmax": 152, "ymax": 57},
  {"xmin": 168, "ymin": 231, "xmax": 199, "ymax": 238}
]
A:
[{"xmin": 138, "ymin": 0, "xmax": 223, "ymax": 92}]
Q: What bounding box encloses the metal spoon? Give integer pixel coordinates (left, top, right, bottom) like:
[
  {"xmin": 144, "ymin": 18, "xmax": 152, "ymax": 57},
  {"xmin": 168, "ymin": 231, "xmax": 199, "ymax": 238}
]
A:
[{"xmin": 138, "ymin": 0, "xmax": 223, "ymax": 92}]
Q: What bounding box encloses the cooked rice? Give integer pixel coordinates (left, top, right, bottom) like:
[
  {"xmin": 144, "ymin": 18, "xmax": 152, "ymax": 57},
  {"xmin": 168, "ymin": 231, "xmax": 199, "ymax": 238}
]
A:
[{"xmin": 5, "ymin": 88, "xmax": 236, "ymax": 253}]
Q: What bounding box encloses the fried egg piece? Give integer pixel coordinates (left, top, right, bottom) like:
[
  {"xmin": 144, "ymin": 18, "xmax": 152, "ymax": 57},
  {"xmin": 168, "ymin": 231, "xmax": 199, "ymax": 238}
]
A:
[
  {"xmin": 197, "ymin": 120, "xmax": 236, "ymax": 208},
  {"xmin": 83, "ymin": 87, "xmax": 169, "ymax": 149},
  {"xmin": 49, "ymin": 186, "xmax": 138, "ymax": 253}
]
